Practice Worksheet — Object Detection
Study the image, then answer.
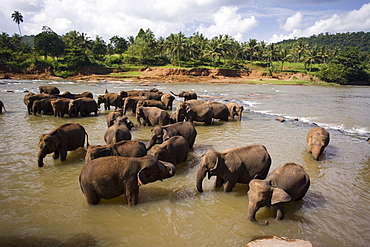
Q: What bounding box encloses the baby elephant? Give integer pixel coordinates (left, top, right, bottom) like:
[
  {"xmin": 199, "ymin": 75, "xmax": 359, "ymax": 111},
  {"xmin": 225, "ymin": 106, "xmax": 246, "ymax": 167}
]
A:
[
  {"xmin": 307, "ymin": 127, "xmax": 330, "ymax": 160},
  {"xmin": 85, "ymin": 140, "xmax": 147, "ymax": 162},
  {"xmin": 104, "ymin": 116, "xmax": 133, "ymax": 144},
  {"xmin": 247, "ymin": 163, "xmax": 310, "ymax": 225},
  {"xmin": 79, "ymin": 155, "xmax": 176, "ymax": 205},
  {"xmin": 149, "ymin": 136, "xmax": 189, "ymax": 165}
]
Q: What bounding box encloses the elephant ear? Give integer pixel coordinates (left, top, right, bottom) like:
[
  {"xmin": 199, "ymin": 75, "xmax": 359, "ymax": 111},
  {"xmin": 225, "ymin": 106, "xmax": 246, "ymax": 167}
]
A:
[
  {"xmin": 271, "ymin": 187, "xmax": 291, "ymax": 205},
  {"xmin": 137, "ymin": 167, "xmax": 148, "ymax": 186},
  {"xmin": 162, "ymin": 129, "xmax": 170, "ymax": 141}
]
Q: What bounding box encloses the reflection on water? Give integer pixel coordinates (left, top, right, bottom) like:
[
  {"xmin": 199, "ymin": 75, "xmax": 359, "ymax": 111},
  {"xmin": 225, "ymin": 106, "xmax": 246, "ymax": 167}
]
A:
[{"xmin": 0, "ymin": 80, "xmax": 369, "ymax": 246}]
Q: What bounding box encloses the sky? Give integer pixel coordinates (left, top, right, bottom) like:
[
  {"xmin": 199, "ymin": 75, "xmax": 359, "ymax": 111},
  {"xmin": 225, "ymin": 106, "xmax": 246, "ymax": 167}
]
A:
[{"xmin": 1, "ymin": 0, "xmax": 370, "ymax": 44}]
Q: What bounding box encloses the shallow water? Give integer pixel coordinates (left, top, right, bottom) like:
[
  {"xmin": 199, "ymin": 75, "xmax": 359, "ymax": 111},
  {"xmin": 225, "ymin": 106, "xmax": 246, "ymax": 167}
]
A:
[{"xmin": 0, "ymin": 80, "xmax": 369, "ymax": 246}]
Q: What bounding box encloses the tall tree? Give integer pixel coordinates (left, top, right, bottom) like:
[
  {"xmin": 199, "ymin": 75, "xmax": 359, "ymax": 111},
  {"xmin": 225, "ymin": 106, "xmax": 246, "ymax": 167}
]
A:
[
  {"xmin": 11, "ymin": 11, "xmax": 23, "ymax": 36},
  {"xmin": 34, "ymin": 26, "xmax": 65, "ymax": 60}
]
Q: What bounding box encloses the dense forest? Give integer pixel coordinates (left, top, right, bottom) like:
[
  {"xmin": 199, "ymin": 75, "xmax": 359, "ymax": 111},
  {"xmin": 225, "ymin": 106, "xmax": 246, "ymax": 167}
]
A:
[{"xmin": 1, "ymin": 26, "xmax": 369, "ymax": 85}]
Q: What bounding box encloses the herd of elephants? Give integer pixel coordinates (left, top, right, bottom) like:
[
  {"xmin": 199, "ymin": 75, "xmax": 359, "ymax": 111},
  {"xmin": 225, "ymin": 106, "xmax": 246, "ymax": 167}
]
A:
[{"xmin": 10, "ymin": 85, "xmax": 330, "ymax": 225}]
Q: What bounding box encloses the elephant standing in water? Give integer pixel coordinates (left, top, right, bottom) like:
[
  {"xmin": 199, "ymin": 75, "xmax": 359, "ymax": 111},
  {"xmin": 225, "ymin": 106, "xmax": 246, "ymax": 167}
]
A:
[
  {"xmin": 39, "ymin": 86, "xmax": 60, "ymax": 95},
  {"xmin": 307, "ymin": 127, "xmax": 330, "ymax": 160},
  {"xmin": 79, "ymin": 155, "xmax": 176, "ymax": 205},
  {"xmin": 226, "ymin": 102, "xmax": 244, "ymax": 121},
  {"xmin": 161, "ymin": 93, "xmax": 175, "ymax": 110},
  {"xmin": 247, "ymin": 163, "xmax": 310, "ymax": 225},
  {"xmin": 146, "ymin": 122, "xmax": 197, "ymax": 150},
  {"xmin": 149, "ymin": 136, "xmax": 189, "ymax": 165},
  {"xmin": 104, "ymin": 116, "xmax": 133, "ymax": 144},
  {"xmin": 38, "ymin": 122, "xmax": 89, "ymax": 167},
  {"xmin": 176, "ymin": 100, "xmax": 214, "ymax": 125},
  {"xmin": 196, "ymin": 145, "xmax": 271, "ymax": 193},
  {"xmin": 171, "ymin": 91, "xmax": 197, "ymax": 101}
]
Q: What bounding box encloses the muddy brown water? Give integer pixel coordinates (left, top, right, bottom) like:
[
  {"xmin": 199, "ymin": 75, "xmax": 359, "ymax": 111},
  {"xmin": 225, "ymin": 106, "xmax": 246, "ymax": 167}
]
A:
[{"xmin": 0, "ymin": 80, "xmax": 369, "ymax": 246}]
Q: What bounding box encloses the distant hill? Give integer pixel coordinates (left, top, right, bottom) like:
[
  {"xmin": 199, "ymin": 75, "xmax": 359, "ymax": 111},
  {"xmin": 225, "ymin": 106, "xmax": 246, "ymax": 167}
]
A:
[{"xmin": 276, "ymin": 31, "xmax": 370, "ymax": 52}]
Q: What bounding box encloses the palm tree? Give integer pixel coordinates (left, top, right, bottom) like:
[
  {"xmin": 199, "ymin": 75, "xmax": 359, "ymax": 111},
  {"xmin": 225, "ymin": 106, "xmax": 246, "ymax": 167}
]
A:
[
  {"xmin": 304, "ymin": 45, "xmax": 321, "ymax": 71},
  {"xmin": 244, "ymin": 38, "xmax": 258, "ymax": 61},
  {"xmin": 11, "ymin": 11, "xmax": 23, "ymax": 36},
  {"xmin": 279, "ymin": 47, "xmax": 292, "ymax": 71},
  {"xmin": 165, "ymin": 32, "xmax": 186, "ymax": 66}
]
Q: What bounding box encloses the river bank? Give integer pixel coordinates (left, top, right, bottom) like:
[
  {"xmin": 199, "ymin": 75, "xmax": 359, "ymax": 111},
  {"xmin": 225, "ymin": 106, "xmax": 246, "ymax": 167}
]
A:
[{"xmin": 0, "ymin": 67, "xmax": 328, "ymax": 85}]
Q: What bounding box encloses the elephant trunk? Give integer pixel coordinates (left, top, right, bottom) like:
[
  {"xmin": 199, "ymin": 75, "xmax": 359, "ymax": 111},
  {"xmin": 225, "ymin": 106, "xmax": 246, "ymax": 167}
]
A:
[
  {"xmin": 196, "ymin": 168, "xmax": 207, "ymax": 192},
  {"xmin": 146, "ymin": 137, "xmax": 156, "ymax": 151},
  {"xmin": 248, "ymin": 203, "xmax": 269, "ymax": 226},
  {"xmin": 311, "ymin": 145, "xmax": 323, "ymax": 160},
  {"xmin": 237, "ymin": 111, "xmax": 242, "ymax": 121},
  {"xmin": 37, "ymin": 148, "xmax": 47, "ymax": 167},
  {"xmin": 160, "ymin": 161, "xmax": 176, "ymax": 178}
]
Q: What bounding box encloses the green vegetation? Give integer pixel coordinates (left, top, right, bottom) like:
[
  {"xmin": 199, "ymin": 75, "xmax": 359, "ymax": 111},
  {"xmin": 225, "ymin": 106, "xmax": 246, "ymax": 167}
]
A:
[{"xmin": 1, "ymin": 24, "xmax": 369, "ymax": 85}]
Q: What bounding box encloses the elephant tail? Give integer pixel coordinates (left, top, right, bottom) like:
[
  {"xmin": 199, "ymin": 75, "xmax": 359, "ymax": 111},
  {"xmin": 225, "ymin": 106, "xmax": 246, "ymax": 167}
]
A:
[{"xmin": 170, "ymin": 91, "xmax": 179, "ymax": 97}]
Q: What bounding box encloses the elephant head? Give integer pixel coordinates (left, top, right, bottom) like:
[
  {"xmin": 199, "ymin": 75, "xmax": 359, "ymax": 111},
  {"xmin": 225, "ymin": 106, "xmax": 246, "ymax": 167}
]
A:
[
  {"xmin": 138, "ymin": 159, "xmax": 176, "ymax": 186},
  {"xmin": 161, "ymin": 93, "xmax": 175, "ymax": 110},
  {"xmin": 196, "ymin": 149, "xmax": 221, "ymax": 192},
  {"xmin": 68, "ymin": 99, "xmax": 81, "ymax": 117},
  {"xmin": 146, "ymin": 126, "xmax": 166, "ymax": 150},
  {"xmin": 37, "ymin": 132, "xmax": 63, "ymax": 167},
  {"xmin": 175, "ymin": 102, "xmax": 190, "ymax": 122},
  {"xmin": 247, "ymin": 179, "xmax": 291, "ymax": 225},
  {"xmin": 233, "ymin": 105, "xmax": 244, "ymax": 121},
  {"xmin": 114, "ymin": 116, "xmax": 134, "ymax": 130},
  {"xmin": 307, "ymin": 127, "xmax": 330, "ymax": 160},
  {"xmin": 97, "ymin": 95, "xmax": 105, "ymax": 109}
]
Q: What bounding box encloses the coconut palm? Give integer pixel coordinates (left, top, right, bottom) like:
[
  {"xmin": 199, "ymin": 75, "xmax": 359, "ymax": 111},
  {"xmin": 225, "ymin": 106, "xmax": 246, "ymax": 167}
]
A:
[{"xmin": 11, "ymin": 11, "xmax": 23, "ymax": 36}]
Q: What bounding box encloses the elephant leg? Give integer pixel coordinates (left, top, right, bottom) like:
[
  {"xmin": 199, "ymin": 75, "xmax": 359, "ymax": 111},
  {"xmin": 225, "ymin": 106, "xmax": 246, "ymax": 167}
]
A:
[
  {"xmin": 214, "ymin": 176, "xmax": 225, "ymax": 188},
  {"xmin": 273, "ymin": 203, "xmax": 285, "ymax": 220},
  {"xmin": 125, "ymin": 185, "xmax": 139, "ymax": 206},
  {"xmin": 53, "ymin": 150, "xmax": 60, "ymax": 159},
  {"xmin": 223, "ymin": 180, "xmax": 236, "ymax": 192},
  {"xmin": 59, "ymin": 149, "xmax": 68, "ymax": 161}
]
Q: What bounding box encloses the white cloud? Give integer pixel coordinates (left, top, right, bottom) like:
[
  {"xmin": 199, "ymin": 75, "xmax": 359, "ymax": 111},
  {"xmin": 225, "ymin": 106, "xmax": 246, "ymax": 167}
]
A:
[
  {"xmin": 270, "ymin": 2, "xmax": 370, "ymax": 43},
  {"xmin": 196, "ymin": 6, "xmax": 258, "ymax": 41},
  {"xmin": 280, "ymin": 12, "xmax": 303, "ymax": 31}
]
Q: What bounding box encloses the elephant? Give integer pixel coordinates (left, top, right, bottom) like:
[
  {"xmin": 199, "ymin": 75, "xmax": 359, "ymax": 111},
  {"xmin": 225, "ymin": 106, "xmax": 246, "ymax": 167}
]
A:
[
  {"xmin": 51, "ymin": 98, "xmax": 71, "ymax": 117},
  {"xmin": 306, "ymin": 127, "xmax": 330, "ymax": 160},
  {"xmin": 0, "ymin": 100, "xmax": 6, "ymax": 113},
  {"xmin": 149, "ymin": 136, "xmax": 189, "ymax": 165},
  {"xmin": 59, "ymin": 91, "xmax": 93, "ymax": 99},
  {"xmin": 123, "ymin": 96, "xmax": 146, "ymax": 115},
  {"xmin": 196, "ymin": 144, "xmax": 271, "ymax": 193},
  {"xmin": 85, "ymin": 140, "xmax": 147, "ymax": 162},
  {"xmin": 206, "ymin": 101, "xmax": 229, "ymax": 121},
  {"xmin": 171, "ymin": 91, "xmax": 197, "ymax": 101},
  {"xmin": 226, "ymin": 102, "xmax": 244, "ymax": 121},
  {"xmin": 136, "ymin": 106, "xmax": 171, "ymax": 126},
  {"xmin": 137, "ymin": 99, "xmax": 165, "ymax": 110},
  {"xmin": 39, "ymin": 86, "xmax": 60, "ymax": 95},
  {"xmin": 161, "ymin": 93, "xmax": 175, "ymax": 110},
  {"xmin": 107, "ymin": 108, "xmax": 124, "ymax": 127},
  {"xmin": 38, "ymin": 122, "xmax": 89, "ymax": 167},
  {"xmin": 68, "ymin": 97, "xmax": 98, "ymax": 117},
  {"xmin": 79, "ymin": 155, "xmax": 176, "ymax": 205},
  {"xmin": 104, "ymin": 116, "xmax": 132, "ymax": 144},
  {"xmin": 24, "ymin": 92, "xmax": 50, "ymax": 114},
  {"xmin": 247, "ymin": 163, "xmax": 310, "ymax": 225},
  {"xmin": 97, "ymin": 93, "xmax": 124, "ymax": 110},
  {"xmin": 32, "ymin": 98, "xmax": 56, "ymax": 116},
  {"xmin": 146, "ymin": 122, "xmax": 197, "ymax": 150},
  {"xmin": 176, "ymin": 100, "xmax": 214, "ymax": 125},
  {"xmin": 141, "ymin": 91, "xmax": 163, "ymax": 101}
]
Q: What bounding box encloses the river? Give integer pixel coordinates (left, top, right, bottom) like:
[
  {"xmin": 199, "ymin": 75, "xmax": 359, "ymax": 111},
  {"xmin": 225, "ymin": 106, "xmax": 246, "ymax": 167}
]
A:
[{"xmin": 0, "ymin": 79, "xmax": 369, "ymax": 246}]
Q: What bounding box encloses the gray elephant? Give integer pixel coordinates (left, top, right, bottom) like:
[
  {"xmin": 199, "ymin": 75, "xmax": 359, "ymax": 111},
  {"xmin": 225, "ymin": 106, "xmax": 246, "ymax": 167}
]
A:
[
  {"xmin": 24, "ymin": 93, "xmax": 50, "ymax": 114},
  {"xmin": 161, "ymin": 93, "xmax": 175, "ymax": 110},
  {"xmin": 247, "ymin": 163, "xmax": 310, "ymax": 225},
  {"xmin": 51, "ymin": 98, "xmax": 71, "ymax": 117},
  {"xmin": 39, "ymin": 85, "xmax": 60, "ymax": 95},
  {"xmin": 206, "ymin": 101, "xmax": 229, "ymax": 121},
  {"xmin": 137, "ymin": 99, "xmax": 165, "ymax": 110},
  {"xmin": 97, "ymin": 92, "xmax": 124, "ymax": 110},
  {"xmin": 68, "ymin": 97, "xmax": 98, "ymax": 117},
  {"xmin": 107, "ymin": 108, "xmax": 125, "ymax": 127},
  {"xmin": 149, "ymin": 136, "xmax": 189, "ymax": 165},
  {"xmin": 226, "ymin": 102, "xmax": 244, "ymax": 121},
  {"xmin": 146, "ymin": 122, "xmax": 197, "ymax": 150},
  {"xmin": 136, "ymin": 106, "xmax": 170, "ymax": 126},
  {"xmin": 306, "ymin": 127, "xmax": 330, "ymax": 160},
  {"xmin": 38, "ymin": 122, "xmax": 89, "ymax": 167},
  {"xmin": 176, "ymin": 100, "xmax": 214, "ymax": 125},
  {"xmin": 171, "ymin": 91, "xmax": 197, "ymax": 101},
  {"xmin": 0, "ymin": 100, "xmax": 6, "ymax": 113},
  {"xmin": 196, "ymin": 145, "xmax": 271, "ymax": 193},
  {"xmin": 123, "ymin": 97, "xmax": 145, "ymax": 115},
  {"xmin": 85, "ymin": 140, "xmax": 147, "ymax": 162},
  {"xmin": 32, "ymin": 98, "xmax": 56, "ymax": 116},
  {"xmin": 79, "ymin": 155, "xmax": 176, "ymax": 205},
  {"xmin": 104, "ymin": 116, "xmax": 132, "ymax": 144},
  {"xmin": 59, "ymin": 91, "xmax": 93, "ymax": 99}
]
